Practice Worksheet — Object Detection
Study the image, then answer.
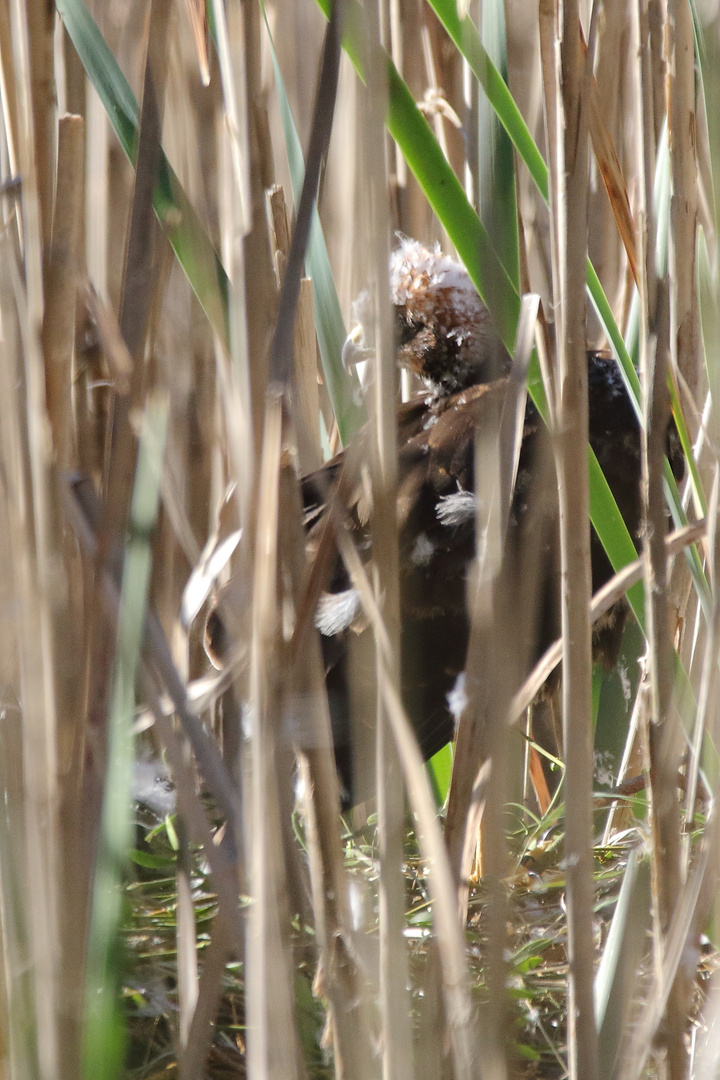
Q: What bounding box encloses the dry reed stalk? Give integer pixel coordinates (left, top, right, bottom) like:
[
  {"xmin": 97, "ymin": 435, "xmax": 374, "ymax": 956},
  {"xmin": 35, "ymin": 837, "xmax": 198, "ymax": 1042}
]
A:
[
  {"xmin": 508, "ymin": 6, "xmax": 554, "ymax": 316},
  {"xmin": 43, "ymin": 112, "xmax": 84, "ymax": 470},
  {"xmin": 589, "ymin": 7, "xmax": 629, "ymax": 317},
  {"xmin": 23, "ymin": 0, "xmax": 54, "ymax": 249},
  {"xmin": 458, "ymin": 434, "xmax": 513, "ymax": 1080},
  {"xmin": 267, "ymin": 185, "xmax": 321, "ymax": 472},
  {"xmin": 647, "ymin": 0, "xmax": 666, "ymax": 148},
  {"xmin": 540, "ymin": 2, "xmax": 597, "ymax": 1078},
  {"xmin": 616, "ymin": 781, "xmax": 720, "ymax": 1080},
  {"xmin": 684, "ymin": 502, "xmax": 720, "ymax": 1075},
  {"xmin": 641, "ymin": 291, "xmax": 690, "ymax": 1080},
  {"xmin": 442, "ymin": 387, "xmax": 506, "ymax": 896},
  {"xmin": 242, "ymin": 9, "xmax": 359, "ymax": 1070},
  {"xmin": 678, "ymin": 483, "xmax": 719, "ymax": 900},
  {"xmin": 239, "ymin": 0, "xmax": 277, "ymax": 451},
  {"xmin": 0, "ymin": 695, "xmax": 27, "ymax": 1078},
  {"xmin": 62, "ymin": 20, "xmax": 86, "ymax": 117},
  {"xmin": 176, "ymin": 809, "xmax": 200, "ymax": 1052},
  {"xmin": 510, "ymin": 515, "xmax": 707, "ymax": 723},
  {"xmin": 0, "ymin": 250, "xmax": 49, "ymax": 1080},
  {"xmin": 293, "ymin": 278, "xmax": 322, "ymax": 467},
  {"xmin": 388, "ymin": 0, "xmax": 406, "ymax": 192},
  {"xmin": 586, "ymin": 48, "xmax": 638, "ymax": 290},
  {"xmin": 2, "ymin": 4, "xmax": 70, "ymax": 1075},
  {"xmin": 212, "ymin": 0, "xmax": 257, "ymax": 550},
  {"xmin": 84, "ymin": 83, "xmax": 110, "ymax": 302},
  {"xmin": 245, "ymin": 391, "xmax": 302, "ymax": 1080},
  {"xmin": 419, "ymin": 23, "xmax": 451, "ymax": 163},
  {"xmin": 361, "ymin": 6, "xmax": 415, "ymax": 1075},
  {"xmin": 0, "ymin": 3, "xmax": 18, "ymax": 181},
  {"xmin": 332, "ymin": 525, "xmax": 476, "ymax": 1079},
  {"xmin": 84, "ymin": 1, "xmax": 171, "ymax": 787},
  {"xmin": 426, "ymin": 12, "xmax": 465, "ymax": 186},
  {"xmin": 151, "ymin": 16, "xmax": 218, "ymax": 673},
  {"xmin": 183, "ymin": 0, "xmax": 210, "ymax": 87},
  {"xmin": 280, "ymin": 465, "xmax": 376, "ymax": 1080},
  {"xmin": 444, "ymin": 295, "xmax": 536, "ymax": 893},
  {"xmin": 42, "ymin": 112, "xmax": 87, "ymax": 777},
  {"xmin": 176, "ymin": 921, "xmax": 234, "ymax": 1080},
  {"xmin": 668, "ymin": 0, "xmax": 699, "ymax": 395},
  {"xmin": 442, "ymin": 297, "xmax": 537, "ymax": 1079},
  {"xmin": 388, "ymin": 0, "xmax": 433, "ymax": 239},
  {"xmin": 0, "ymin": 247, "xmax": 62, "ymax": 1080},
  {"xmin": 41, "ymin": 113, "xmax": 92, "ymax": 1080},
  {"xmin": 633, "ymin": 4, "xmax": 693, "ymax": 1075}
]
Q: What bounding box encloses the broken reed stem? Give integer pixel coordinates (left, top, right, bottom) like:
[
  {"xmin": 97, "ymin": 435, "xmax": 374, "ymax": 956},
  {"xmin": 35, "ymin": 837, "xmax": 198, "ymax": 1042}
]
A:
[
  {"xmin": 43, "ymin": 112, "xmax": 84, "ymax": 470},
  {"xmin": 24, "ymin": 0, "xmax": 54, "ymax": 249}
]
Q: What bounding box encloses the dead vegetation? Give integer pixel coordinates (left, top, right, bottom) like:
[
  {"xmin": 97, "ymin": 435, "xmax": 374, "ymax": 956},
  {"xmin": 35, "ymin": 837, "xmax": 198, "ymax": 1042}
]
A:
[{"xmin": 0, "ymin": 1, "xmax": 719, "ymax": 1079}]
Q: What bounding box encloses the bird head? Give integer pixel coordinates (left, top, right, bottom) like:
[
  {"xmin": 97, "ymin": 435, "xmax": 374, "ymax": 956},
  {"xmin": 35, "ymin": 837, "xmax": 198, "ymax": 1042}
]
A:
[{"xmin": 390, "ymin": 238, "xmax": 507, "ymax": 394}]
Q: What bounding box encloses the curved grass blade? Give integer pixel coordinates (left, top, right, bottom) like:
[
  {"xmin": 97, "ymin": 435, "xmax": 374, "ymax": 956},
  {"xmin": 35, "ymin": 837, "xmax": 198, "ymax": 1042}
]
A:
[
  {"xmin": 56, "ymin": 0, "xmax": 229, "ymax": 343},
  {"xmin": 386, "ymin": 64, "xmax": 521, "ymax": 353}
]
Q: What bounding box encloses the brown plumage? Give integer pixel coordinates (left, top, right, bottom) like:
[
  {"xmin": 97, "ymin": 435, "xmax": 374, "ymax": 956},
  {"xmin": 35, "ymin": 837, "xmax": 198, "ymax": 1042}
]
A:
[{"xmin": 205, "ymin": 240, "xmax": 681, "ymax": 804}]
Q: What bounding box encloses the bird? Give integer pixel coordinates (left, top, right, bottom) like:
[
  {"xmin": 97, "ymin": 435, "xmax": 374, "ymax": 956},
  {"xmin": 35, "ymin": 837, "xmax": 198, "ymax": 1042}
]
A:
[{"xmin": 203, "ymin": 239, "xmax": 679, "ymax": 805}]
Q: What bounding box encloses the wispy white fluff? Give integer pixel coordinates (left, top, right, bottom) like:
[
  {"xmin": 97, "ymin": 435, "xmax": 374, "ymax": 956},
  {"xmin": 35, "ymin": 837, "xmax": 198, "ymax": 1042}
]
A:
[
  {"xmin": 315, "ymin": 588, "xmax": 361, "ymax": 636},
  {"xmin": 436, "ymin": 489, "xmax": 477, "ymax": 527}
]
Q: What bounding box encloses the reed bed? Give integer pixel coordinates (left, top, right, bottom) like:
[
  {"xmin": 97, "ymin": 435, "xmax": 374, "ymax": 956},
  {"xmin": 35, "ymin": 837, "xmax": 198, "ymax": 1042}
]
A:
[{"xmin": 0, "ymin": 1, "xmax": 718, "ymax": 1078}]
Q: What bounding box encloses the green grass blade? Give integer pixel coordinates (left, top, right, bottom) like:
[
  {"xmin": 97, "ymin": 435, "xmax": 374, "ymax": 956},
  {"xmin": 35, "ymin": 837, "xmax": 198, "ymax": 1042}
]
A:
[
  {"xmin": 56, "ymin": 0, "xmax": 229, "ymax": 342},
  {"xmin": 82, "ymin": 394, "xmax": 169, "ymax": 1080},
  {"xmin": 589, "ymin": 452, "xmax": 645, "ymax": 629},
  {"xmin": 428, "ymin": 0, "xmax": 549, "ymax": 201},
  {"xmin": 427, "ymin": 743, "xmax": 453, "ymax": 807},
  {"xmin": 469, "ymin": 0, "xmax": 519, "ymax": 287},
  {"xmin": 595, "ymin": 851, "xmax": 652, "ymax": 1080},
  {"xmin": 386, "ymin": 63, "xmax": 521, "ymax": 353}
]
